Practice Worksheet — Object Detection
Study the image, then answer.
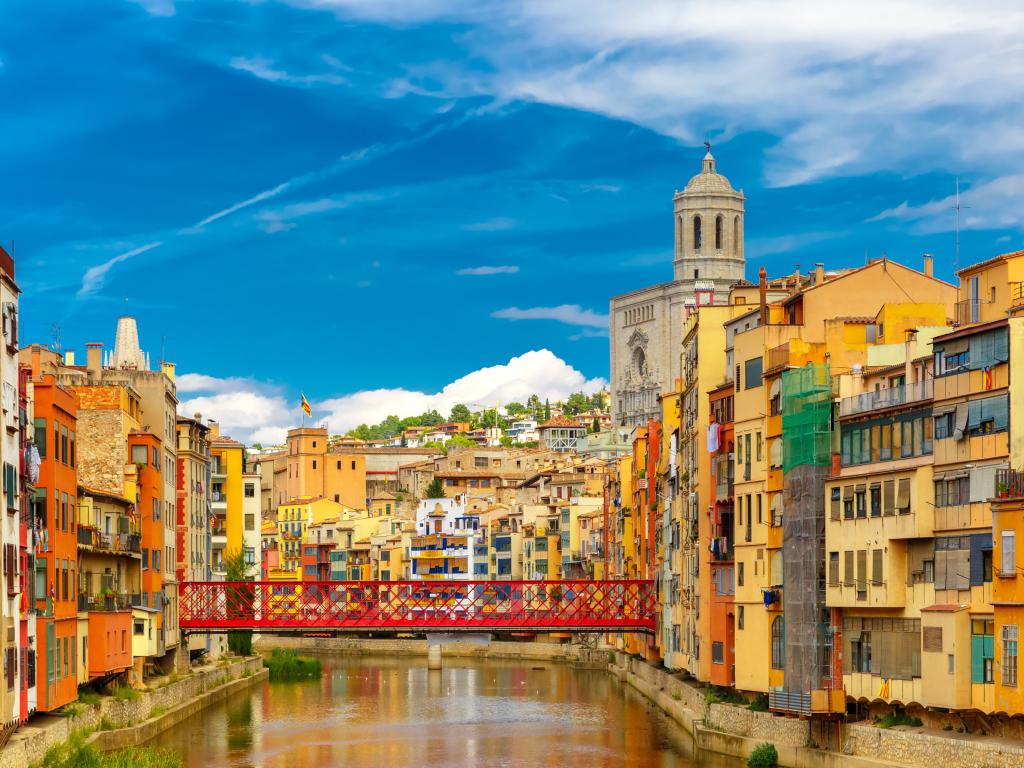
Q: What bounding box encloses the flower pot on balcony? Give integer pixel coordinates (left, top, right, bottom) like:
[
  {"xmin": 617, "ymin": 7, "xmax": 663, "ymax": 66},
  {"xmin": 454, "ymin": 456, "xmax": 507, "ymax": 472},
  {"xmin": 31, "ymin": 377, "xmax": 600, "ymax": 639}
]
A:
[{"xmin": 104, "ymin": 595, "xmax": 115, "ymax": 611}]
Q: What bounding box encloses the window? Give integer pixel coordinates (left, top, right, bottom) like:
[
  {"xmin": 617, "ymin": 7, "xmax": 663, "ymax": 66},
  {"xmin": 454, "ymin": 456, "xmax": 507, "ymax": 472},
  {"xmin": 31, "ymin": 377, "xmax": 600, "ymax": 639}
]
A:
[
  {"xmin": 853, "ymin": 632, "xmax": 872, "ymax": 673},
  {"xmin": 738, "ymin": 606, "xmax": 744, "ymax": 630},
  {"xmin": 756, "ymin": 432, "xmax": 762, "ymax": 462},
  {"xmin": 693, "ymin": 215, "xmax": 702, "ymax": 249},
  {"xmin": 131, "ymin": 445, "xmax": 147, "ymax": 464},
  {"xmin": 737, "ymin": 562, "xmax": 744, "ymax": 586},
  {"xmin": 771, "ymin": 616, "xmax": 785, "ymax": 669},
  {"xmin": 829, "ymin": 552, "xmax": 839, "ymax": 586},
  {"xmin": 712, "ymin": 640, "xmax": 724, "ymax": 664},
  {"xmin": 715, "ymin": 215, "xmax": 723, "ymax": 249},
  {"xmin": 312, "ymin": 460, "xmax": 317, "ymax": 469},
  {"xmin": 967, "ymin": 394, "xmax": 1009, "ymax": 435},
  {"xmin": 843, "ymin": 486, "xmax": 853, "ymax": 520},
  {"xmin": 872, "ymin": 549, "xmax": 883, "ymax": 585},
  {"xmin": 34, "ymin": 418, "xmax": 46, "ymax": 458},
  {"xmin": 245, "ymin": 513, "xmax": 255, "ymax": 531},
  {"xmin": 869, "ymin": 485, "xmax": 881, "ymax": 517},
  {"xmin": 855, "ymin": 487, "xmax": 866, "ymax": 518},
  {"xmin": 744, "ymin": 358, "xmax": 763, "ymax": 390},
  {"xmin": 1003, "ymin": 625, "xmax": 1018, "ymax": 687},
  {"xmin": 1001, "ymin": 531, "xmax": 1016, "ymax": 577},
  {"xmin": 351, "ymin": 461, "xmax": 356, "ymax": 470}
]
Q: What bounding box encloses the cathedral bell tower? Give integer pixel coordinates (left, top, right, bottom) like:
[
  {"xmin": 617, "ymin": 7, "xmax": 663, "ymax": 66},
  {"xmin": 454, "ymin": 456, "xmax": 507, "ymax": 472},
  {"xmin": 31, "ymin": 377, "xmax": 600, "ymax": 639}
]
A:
[{"xmin": 672, "ymin": 144, "xmax": 745, "ymax": 294}]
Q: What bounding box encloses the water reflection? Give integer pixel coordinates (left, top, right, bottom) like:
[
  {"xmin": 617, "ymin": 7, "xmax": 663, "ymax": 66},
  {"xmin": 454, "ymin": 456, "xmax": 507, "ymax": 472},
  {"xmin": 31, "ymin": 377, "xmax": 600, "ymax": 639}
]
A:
[{"xmin": 151, "ymin": 655, "xmax": 739, "ymax": 768}]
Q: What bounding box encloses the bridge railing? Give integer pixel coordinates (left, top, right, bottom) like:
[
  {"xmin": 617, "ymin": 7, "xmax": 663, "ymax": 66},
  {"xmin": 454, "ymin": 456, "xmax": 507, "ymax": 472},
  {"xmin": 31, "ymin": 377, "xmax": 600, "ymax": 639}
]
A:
[{"xmin": 178, "ymin": 579, "xmax": 656, "ymax": 633}]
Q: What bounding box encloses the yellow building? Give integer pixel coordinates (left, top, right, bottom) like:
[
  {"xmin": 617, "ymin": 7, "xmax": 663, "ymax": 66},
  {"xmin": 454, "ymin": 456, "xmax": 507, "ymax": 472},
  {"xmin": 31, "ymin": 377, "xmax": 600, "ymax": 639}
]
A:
[
  {"xmin": 277, "ymin": 497, "xmax": 349, "ymax": 574},
  {"xmin": 210, "ymin": 433, "xmax": 245, "ymax": 574}
]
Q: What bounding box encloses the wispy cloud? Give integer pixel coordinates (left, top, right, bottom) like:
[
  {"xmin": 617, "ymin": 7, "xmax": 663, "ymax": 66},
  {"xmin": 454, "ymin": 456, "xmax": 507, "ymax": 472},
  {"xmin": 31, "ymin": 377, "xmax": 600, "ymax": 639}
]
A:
[
  {"xmin": 229, "ymin": 56, "xmax": 346, "ymax": 86},
  {"xmin": 871, "ymin": 174, "xmax": 1024, "ymax": 234},
  {"xmin": 182, "ymin": 182, "xmax": 292, "ymax": 234},
  {"xmin": 456, "ymin": 265, "xmax": 519, "ymax": 275},
  {"xmin": 492, "ymin": 304, "xmax": 608, "ymax": 329},
  {"xmin": 77, "ymin": 241, "xmax": 163, "ymax": 299},
  {"xmin": 130, "ymin": 0, "xmax": 175, "ymax": 16},
  {"xmin": 462, "ymin": 217, "xmax": 516, "ymax": 231}
]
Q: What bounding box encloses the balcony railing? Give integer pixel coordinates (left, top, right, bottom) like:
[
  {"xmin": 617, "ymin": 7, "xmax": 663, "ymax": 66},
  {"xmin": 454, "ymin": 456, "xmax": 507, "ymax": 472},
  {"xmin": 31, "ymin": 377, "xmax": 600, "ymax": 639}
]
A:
[
  {"xmin": 840, "ymin": 378, "xmax": 932, "ymax": 417},
  {"xmin": 955, "ymin": 299, "xmax": 987, "ymax": 326},
  {"xmin": 996, "ymin": 468, "xmax": 1024, "ymax": 500},
  {"xmin": 76, "ymin": 526, "xmax": 141, "ymax": 554},
  {"xmin": 1012, "ymin": 282, "xmax": 1024, "ymax": 308},
  {"xmin": 78, "ymin": 593, "xmax": 132, "ymax": 612}
]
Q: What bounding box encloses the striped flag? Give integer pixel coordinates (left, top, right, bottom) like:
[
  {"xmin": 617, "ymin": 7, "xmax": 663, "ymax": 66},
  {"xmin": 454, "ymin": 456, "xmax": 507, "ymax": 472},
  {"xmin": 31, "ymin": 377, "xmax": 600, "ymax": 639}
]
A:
[{"xmin": 300, "ymin": 393, "xmax": 312, "ymax": 417}]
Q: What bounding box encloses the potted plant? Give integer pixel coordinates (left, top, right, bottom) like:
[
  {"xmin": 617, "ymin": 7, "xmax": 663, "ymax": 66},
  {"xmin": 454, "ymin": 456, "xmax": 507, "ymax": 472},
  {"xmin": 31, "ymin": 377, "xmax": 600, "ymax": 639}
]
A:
[
  {"xmin": 998, "ymin": 481, "xmax": 1010, "ymax": 499},
  {"xmin": 101, "ymin": 587, "xmax": 116, "ymax": 611}
]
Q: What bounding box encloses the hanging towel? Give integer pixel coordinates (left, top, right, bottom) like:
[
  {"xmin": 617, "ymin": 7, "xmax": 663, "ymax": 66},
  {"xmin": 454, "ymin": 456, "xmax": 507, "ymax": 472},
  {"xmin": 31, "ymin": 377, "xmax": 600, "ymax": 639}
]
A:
[{"xmin": 707, "ymin": 422, "xmax": 721, "ymax": 453}]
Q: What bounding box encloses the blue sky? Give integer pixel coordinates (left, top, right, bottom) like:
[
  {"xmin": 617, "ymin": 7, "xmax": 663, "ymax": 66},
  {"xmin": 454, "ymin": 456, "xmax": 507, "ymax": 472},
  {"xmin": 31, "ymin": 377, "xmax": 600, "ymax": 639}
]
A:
[{"xmin": 2, "ymin": 0, "xmax": 1021, "ymax": 442}]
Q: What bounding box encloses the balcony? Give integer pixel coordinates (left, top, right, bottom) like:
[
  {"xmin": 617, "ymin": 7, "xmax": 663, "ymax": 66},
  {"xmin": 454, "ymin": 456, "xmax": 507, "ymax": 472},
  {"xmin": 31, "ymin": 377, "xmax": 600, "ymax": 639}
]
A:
[
  {"xmin": 840, "ymin": 379, "xmax": 932, "ymax": 417},
  {"xmin": 766, "ymin": 342, "xmax": 790, "ymax": 373},
  {"xmin": 1012, "ymin": 282, "xmax": 1024, "ymax": 308},
  {"xmin": 996, "ymin": 468, "xmax": 1024, "ymax": 500},
  {"xmin": 78, "ymin": 592, "xmax": 132, "ymax": 612},
  {"xmin": 77, "ymin": 526, "xmax": 141, "ymax": 555}
]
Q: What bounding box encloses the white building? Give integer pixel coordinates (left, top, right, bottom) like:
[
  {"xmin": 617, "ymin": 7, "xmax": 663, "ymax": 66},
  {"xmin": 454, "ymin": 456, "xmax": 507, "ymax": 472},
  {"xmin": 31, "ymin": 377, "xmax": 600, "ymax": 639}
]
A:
[
  {"xmin": 505, "ymin": 419, "xmax": 539, "ymax": 443},
  {"xmin": 410, "ymin": 494, "xmax": 480, "ymax": 580},
  {"xmin": 242, "ymin": 471, "xmax": 261, "ymax": 569}
]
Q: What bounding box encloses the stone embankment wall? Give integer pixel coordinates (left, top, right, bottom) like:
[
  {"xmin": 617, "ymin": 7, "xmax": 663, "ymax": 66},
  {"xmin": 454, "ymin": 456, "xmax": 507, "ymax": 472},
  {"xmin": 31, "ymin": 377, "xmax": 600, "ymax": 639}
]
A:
[
  {"xmin": 0, "ymin": 656, "xmax": 264, "ymax": 768},
  {"xmin": 844, "ymin": 722, "xmax": 1024, "ymax": 768}
]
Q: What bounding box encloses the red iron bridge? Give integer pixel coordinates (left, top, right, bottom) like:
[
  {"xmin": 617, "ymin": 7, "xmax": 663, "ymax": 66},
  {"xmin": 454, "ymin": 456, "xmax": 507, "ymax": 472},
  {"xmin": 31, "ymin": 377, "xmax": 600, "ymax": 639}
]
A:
[{"xmin": 178, "ymin": 579, "xmax": 656, "ymax": 634}]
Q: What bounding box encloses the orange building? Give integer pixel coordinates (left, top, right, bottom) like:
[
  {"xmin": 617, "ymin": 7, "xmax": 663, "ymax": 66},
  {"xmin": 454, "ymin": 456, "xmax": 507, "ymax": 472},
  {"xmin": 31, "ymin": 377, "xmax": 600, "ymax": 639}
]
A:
[
  {"xmin": 129, "ymin": 430, "xmax": 164, "ymax": 652},
  {"xmin": 708, "ymin": 382, "xmax": 736, "ymax": 687},
  {"xmin": 31, "ymin": 374, "xmax": 79, "ymax": 711}
]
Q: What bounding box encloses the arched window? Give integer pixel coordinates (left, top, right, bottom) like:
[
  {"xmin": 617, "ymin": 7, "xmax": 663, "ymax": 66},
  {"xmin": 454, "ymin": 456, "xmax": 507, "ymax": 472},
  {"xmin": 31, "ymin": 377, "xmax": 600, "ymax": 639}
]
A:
[
  {"xmin": 733, "ymin": 216, "xmax": 739, "ymax": 253},
  {"xmin": 715, "ymin": 215, "xmax": 723, "ymax": 250},
  {"xmin": 632, "ymin": 347, "xmax": 647, "ymax": 377},
  {"xmin": 693, "ymin": 215, "xmax": 702, "ymax": 250},
  {"xmin": 771, "ymin": 615, "xmax": 785, "ymax": 669}
]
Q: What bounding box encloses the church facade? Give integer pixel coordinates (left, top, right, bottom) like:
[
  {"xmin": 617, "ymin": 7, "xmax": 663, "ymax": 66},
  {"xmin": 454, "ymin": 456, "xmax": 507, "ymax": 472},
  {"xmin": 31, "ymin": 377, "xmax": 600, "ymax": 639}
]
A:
[{"xmin": 610, "ymin": 148, "xmax": 746, "ymax": 426}]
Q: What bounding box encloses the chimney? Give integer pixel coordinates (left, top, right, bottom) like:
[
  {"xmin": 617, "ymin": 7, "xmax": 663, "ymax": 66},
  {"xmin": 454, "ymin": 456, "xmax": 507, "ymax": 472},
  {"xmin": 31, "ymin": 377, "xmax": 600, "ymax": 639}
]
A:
[
  {"xmin": 758, "ymin": 267, "xmax": 768, "ymax": 326},
  {"xmin": 161, "ymin": 361, "xmax": 176, "ymax": 382},
  {"xmin": 922, "ymin": 253, "xmax": 933, "ymax": 277},
  {"xmin": 86, "ymin": 343, "xmax": 103, "ymax": 374},
  {"xmin": 793, "ymin": 264, "xmax": 801, "ymax": 287},
  {"xmin": 814, "ymin": 263, "xmax": 825, "ymax": 285},
  {"xmin": 64, "ymin": 350, "xmax": 75, "ymax": 367}
]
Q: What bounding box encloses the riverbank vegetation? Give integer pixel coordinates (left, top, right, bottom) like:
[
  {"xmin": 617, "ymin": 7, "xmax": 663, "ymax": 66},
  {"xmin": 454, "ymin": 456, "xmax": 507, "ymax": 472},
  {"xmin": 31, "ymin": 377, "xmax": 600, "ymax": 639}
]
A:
[
  {"xmin": 39, "ymin": 733, "xmax": 180, "ymax": 768},
  {"xmin": 263, "ymin": 648, "xmax": 322, "ymax": 681}
]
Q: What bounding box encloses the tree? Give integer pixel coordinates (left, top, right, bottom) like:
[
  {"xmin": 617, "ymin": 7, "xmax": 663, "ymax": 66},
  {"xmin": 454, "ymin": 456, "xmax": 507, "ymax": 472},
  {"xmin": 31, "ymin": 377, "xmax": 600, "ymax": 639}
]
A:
[
  {"xmin": 544, "ymin": 399, "xmax": 552, "ymax": 421},
  {"xmin": 449, "ymin": 403, "xmax": 472, "ymax": 423},
  {"xmin": 591, "ymin": 417, "xmax": 600, "ymax": 433},
  {"xmin": 447, "ymin": 433, "xmax": 476, "ymax": 450},
  {"xmin": 505, "ymin": 401, "xmax": 527, "ymax": 417},
  {"xmin": 418, "ymin": 409, "xmax": 444, "ymax": 426},
  {"xmin": 425, "ymin": 477, "xmax": 445, "ymax": 499},
  {"xmin": 223, "ymin": 549, "xmax": 254, "ymax": 657},
  {"xmin": 565, "ymin": 392, "xmax": 591, "ymax": 415}
]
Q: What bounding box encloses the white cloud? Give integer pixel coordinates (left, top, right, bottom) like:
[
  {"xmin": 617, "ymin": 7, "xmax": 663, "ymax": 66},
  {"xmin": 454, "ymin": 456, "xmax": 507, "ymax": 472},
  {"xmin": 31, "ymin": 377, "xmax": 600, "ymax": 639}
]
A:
[
  {"xmin": 456, "ymin": 265, "xmax": 520, "ymax": 275},
  {"xmin": 279, "ymin": 0, "xmax": 1024, "ymax": 227},
  {"xmin": 318, "ymin": 349, "xmax": 606, "ymax": 432},
  {"xmin": 130, "ymin": 0, "xmax": 175, "ymax": 16},
  {"xmin": 77, "ymin": 241, "xmax": 162, "ymax": 298},
  {"xmin": 871, "ymin": 174, "xmax": 1024, "ymax": 234},
  {"xmin": 178, "ymin": 349, "xmax": 605, "ymax": 441},
  {"xmin": 229, "ymin": 56, "xmax": 346, "ymax": 86},
  {"xmin": 462, "ymin": 217, "xmax": 516, "ymax": 231},
  {"xmin": 492, "ymin": 304, "xmax": 608, "ymax": 329}
]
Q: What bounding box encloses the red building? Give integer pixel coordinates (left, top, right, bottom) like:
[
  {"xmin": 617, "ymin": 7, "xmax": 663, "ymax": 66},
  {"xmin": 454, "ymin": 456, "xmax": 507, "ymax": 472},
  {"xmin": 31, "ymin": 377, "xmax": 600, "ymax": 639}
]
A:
[
  {"xmin": 708, "ymin": 383, "xmax": 736, "ymax": 687},
  {"xmin": 31, "ymin": 373, "xmax": 79, "ymax": 712}
]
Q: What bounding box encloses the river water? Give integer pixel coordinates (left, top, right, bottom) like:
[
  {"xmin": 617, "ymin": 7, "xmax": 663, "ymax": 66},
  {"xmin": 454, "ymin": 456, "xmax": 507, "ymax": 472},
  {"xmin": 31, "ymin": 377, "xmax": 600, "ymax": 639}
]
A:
[{"xmin": 151, "ymin": 655, "xmax": 740, "ymax": 767}]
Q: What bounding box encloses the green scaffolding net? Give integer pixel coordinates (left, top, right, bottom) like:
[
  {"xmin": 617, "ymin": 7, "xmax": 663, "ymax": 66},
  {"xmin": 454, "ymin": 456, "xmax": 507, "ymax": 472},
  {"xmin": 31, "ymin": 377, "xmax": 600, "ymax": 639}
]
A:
[{"xmin": 781, "ymin": 363, "xmax": 832, "ymax": 472}]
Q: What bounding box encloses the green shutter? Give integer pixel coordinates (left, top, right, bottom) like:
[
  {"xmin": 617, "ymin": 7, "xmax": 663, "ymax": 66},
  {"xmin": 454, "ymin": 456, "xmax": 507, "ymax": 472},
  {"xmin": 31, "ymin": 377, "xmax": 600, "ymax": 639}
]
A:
[{"xmin": 971, "ymin": 635, "xmax": 985, "ymax": 684}]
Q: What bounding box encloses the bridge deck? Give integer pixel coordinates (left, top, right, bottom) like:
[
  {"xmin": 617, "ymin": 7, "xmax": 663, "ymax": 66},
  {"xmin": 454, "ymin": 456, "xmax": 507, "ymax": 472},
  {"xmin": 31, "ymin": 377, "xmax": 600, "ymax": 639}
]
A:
[{"xmin": 178, "ymin": 579, "xmax": 656, "ymax": 634}]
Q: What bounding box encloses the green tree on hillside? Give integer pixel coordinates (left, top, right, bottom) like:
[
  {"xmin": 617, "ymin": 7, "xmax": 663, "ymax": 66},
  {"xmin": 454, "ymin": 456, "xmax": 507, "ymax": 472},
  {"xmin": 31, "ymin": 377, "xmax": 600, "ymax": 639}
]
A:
[
  {"xmin": 564, "ymin": 392, "xmax": 592, "ymax": 415},
  {"xmin": 425, "ymin": 477, "xmax": 445, "ymax": 499},
  {"xmin": 449, "ymin": 403, "xmax": 472, "ymax": 423},
  {"xmin": 505, "ymin": 401, "xmax": 527, "ymax": 417},
  {"xmin": 543, "ymin": 399, "xmax": 552, "ymax": 421}
]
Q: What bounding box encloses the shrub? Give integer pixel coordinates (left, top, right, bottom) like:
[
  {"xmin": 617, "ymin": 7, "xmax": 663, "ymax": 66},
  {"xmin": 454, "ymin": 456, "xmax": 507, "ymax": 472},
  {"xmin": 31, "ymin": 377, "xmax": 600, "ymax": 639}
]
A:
[
  {"xmin": 607, "ymin": 651, "xmax": 615, "ymax": 665},
  {"xmin": 748, "ymin": 694, "xmax": 769, "ymax": 712},
  {"xmin": 112, "ymin": 685, "xmax": 139, "ymax": 702},
  {"xmin": 79, "ymin": 690, "xmax": 102, "ymax": 709},
  {"xmin": 748, "ymin": 742, "xmax": 778, "ymax": 768},
  {"xmin": 39, "ymin": 735, "xmax": 182, "ymax": 768},
  {"xmin": 263, "ymin": 648, "xmax": 322, "ymax": 682},
  {"xmin": 875, "ymin": 711, "xmax": 923, "ymax": 729},
  {"xmin": 150, "ymin": 705, "xmax": 166, "ymax": 718},
  {"xmin": 672, "ymin": 691, "xmax": 681, "ymax": 701},
  {"xmin": 98, "ymin": 717, "xmax": 116, "ymax": 732}
]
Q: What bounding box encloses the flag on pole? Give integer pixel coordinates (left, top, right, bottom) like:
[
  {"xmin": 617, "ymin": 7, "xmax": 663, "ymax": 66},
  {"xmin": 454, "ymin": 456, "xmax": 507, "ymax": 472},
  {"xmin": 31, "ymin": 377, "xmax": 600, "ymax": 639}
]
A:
[{"xmin": 300, "ymin": 393, "xmax": 312, "ymax": 417}]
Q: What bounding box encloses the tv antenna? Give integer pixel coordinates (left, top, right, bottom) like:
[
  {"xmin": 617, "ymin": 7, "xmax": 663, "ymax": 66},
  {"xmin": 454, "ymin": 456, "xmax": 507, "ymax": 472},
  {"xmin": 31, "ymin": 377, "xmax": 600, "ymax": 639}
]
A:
[
  {"xmin": 954, "ymin": 177, "xmax": 970, "ymax": 273},
  {"xmin": 51, "ymin": 323, "xmax": 61, "ymax": 353}
]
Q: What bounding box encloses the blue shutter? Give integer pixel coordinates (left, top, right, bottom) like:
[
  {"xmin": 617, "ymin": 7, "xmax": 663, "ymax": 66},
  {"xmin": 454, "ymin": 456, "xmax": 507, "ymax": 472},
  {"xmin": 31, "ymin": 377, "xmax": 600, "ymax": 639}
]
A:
[{"xmin": 970, "ymin": 533, "xmax": 993, "ymax": 586}]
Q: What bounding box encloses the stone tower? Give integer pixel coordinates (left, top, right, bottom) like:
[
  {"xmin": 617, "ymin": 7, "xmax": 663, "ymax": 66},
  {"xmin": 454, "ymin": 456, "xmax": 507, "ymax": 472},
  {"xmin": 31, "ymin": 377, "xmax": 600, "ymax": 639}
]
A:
[
  {"xmin": 110, "ymin": 315, "xmax": 149, "ymax": 370},
  {"xmin": 672, "ymin": 146, "xmax": 745, "ymax": 296}
]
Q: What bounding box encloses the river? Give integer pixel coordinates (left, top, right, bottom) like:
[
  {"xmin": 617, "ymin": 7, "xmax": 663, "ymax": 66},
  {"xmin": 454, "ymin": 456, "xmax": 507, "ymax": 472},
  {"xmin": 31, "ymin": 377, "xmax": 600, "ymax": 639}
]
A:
[{"xmin": 150, "ymin": 654, "xmax": 741, "ymax": 767}]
